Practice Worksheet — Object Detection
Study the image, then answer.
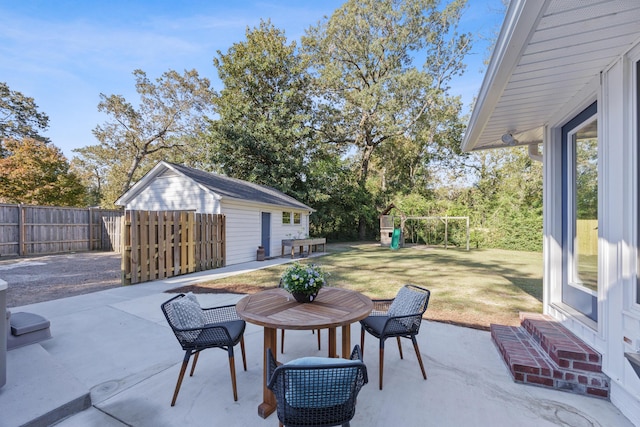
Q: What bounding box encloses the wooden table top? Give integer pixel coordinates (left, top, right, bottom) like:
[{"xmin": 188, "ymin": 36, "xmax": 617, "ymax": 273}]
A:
[{"xmin": 236, "ymin": 287, "xmax": 373, "ymax": 330}]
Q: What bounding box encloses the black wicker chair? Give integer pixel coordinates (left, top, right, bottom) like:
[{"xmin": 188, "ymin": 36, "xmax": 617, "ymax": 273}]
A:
[
  {"xmin": 267, "ymin": 346, "xmax": 368, "ymax": 427},
  {"xmin": 161, "ymin": 293, "xmax": 247, "ymax": 406},
  {"xmin": 360, "ymin": 284, "xmax": 430, "ymax": 390}
]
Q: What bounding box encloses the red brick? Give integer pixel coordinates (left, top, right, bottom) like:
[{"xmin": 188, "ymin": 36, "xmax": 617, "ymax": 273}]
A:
[
  {"xmin": 578, "ymin": 375, "xmax": 588, "ymax": 385},
  {"xmin": 514, "ymin": 372, "xmax": 525, "ymax": 381},
  {"xmin": 526, "ymin": 375, "xmax": 554, "ymax": 387},
  {"xmin": 557, "ymin": 350, "xmax": 587, "ymax": 361},
  {"xmin": 590, "ymin": 378, "xmax": 602, "ymax": 387},
  {"xmin": 573, "ymin": 361, "xmax": 601, "ymax": 372},
  {"xmin": 558, "ymin": 359, "xmax": 570, "ymax": 368},
  {"xmin": 513, "ymin": 364, "xmax": 540, "ymax": 375},
  {"xmin": 565, "ymin": 373, "xmax": 575, "ymax": 381},
  {"xmin": 586, "ymin": 387, "xmax": 609, "ymax": 398}
]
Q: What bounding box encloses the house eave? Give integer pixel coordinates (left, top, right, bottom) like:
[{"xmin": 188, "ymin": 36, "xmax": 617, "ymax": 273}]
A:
[
  {"xmin": 462, "ymin": 0, "xmax": 548, "ymax": 152},
  {"xmin": 462, "ymin": 0, "xmax": 640, "ymax": 153}
]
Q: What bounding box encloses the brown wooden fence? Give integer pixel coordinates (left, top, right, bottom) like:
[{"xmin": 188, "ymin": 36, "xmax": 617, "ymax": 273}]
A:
[
  {"xmin": 0, "ymin": 204, "xmax": 123, "ymax": 257},
  {"xmin": 121, "ymin": 210, "xmax": 225, "ymax": 285}
]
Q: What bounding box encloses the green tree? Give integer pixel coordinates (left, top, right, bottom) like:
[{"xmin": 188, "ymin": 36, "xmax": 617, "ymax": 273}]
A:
[
  {"xmin": 305, "ymin": 156, "xmax": 368, "ymax": 240},
  {"xmin": 0, "ymin": 82, "xmax": 50, "ymax": 155},
  {"xmin": 84, "ymin": 69, "xmax": 213, "ymax": 204},
  {"xmin": 575, "ymin": 138, "xmax": 598, "ymax": 219},
  {"xmin": 70, "ymin": 145, "xmax": 111, "ymax": 206},
  {"xmin": 0, "ymin": 138, "xmax": 85, "ymax": 206},
  {"xmin": 462, "ymin": 148, "xmax": 543, "ymax": 251},
  {"xmin": 302, "ymin": 0, "xmax": 471, "ymax": 238},
  {"xmin": 209, "ymin": 20, "xmax": 318, "ymax": 200}
]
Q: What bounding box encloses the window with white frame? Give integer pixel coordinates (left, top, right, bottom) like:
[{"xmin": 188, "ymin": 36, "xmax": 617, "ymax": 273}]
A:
[
  {"xmin": 283, "ymin": 211, "xmax": 302, "ymax": 225},
  {"xmin": 282, "ymin": 212, "xmax": 291, "ymax": 224}
]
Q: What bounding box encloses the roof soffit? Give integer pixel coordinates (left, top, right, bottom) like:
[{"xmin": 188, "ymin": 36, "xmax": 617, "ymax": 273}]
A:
[{"xmin": 463, "ymin": 0, "xmax": 640, "ymax": 151}]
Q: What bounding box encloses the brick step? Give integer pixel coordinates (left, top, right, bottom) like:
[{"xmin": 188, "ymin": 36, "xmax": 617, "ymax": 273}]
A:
[
  {"xmin": 491, "ymin": 322, "xmax": 610, "ymax": 399},
  {"xmin": 520, "ymin": 312, "xmax": 602, "ymax": 372}
]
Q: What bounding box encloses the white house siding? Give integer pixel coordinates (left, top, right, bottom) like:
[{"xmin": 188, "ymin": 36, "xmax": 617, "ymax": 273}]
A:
[
  {"xmin": 221, "ymin": 199, "xmax": 310, "ymax": 266},
  {"xmin": 267, "ymin": 207, "xmax": 309, "ymax": 258},
  {"xmin": 544, "ymin": 47, "xmax": 640, "ymax": 425},
  {"xmin": 221, "ymin": 199, "xmax": 261, "ymax": 265},
  {"xmin": 273, "ymin": 209, "xmax": 309, "ymax": 239},
  {"xmin": 124, "ymin": 170, "xmax": 220, "ymax": 213}
]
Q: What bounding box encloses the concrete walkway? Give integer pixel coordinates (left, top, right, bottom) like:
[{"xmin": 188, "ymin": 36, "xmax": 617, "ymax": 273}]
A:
[{"xmin": 0, "ymin": 257, "xmax": 634, "ymax": 427}]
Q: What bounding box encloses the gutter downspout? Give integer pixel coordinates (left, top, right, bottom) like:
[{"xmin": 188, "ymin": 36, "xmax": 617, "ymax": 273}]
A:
[{"xmin": 528, "ymin": 144, "xmax": 542, "ymax": 162}]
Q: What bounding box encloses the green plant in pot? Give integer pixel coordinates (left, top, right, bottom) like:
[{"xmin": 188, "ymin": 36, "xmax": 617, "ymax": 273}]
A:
[{"xmin": 280, "ymin": 262, "xmax": 328, "ymax": 303}]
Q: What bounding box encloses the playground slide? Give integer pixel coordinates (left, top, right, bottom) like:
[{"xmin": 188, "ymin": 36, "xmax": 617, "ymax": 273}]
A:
[{"xmin": 390, "ymin": 228, "xmax": 401, "ymax": 250}]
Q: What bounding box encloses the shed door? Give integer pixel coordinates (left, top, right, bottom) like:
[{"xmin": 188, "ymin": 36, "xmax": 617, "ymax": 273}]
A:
[{"xmin": 261, "ymin": 212, "xmax": 271, "ymax": 257}]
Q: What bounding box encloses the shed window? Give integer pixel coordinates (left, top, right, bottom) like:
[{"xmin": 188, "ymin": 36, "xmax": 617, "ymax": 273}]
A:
[
  {"xmin": 282, "ymin": 212, "xmax": 291, "ymax": 224},
  {"xmin": 293, "ymin": 212, "xmax": 301, "ymax": 224}
]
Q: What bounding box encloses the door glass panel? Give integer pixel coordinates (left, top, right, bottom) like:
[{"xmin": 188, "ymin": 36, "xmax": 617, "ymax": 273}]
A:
[
  {"xmin": 561, "ymin": 101, "xmax": 598, "ymax": 322},
  {"xmin": 574, "ymin": 121, "xmax": 598, "ymax": 291}
]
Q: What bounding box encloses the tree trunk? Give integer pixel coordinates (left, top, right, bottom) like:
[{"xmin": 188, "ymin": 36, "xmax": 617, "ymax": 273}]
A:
[{"xmin": 123, "ymin": 155, "xmax": 142, "ymax": 195}]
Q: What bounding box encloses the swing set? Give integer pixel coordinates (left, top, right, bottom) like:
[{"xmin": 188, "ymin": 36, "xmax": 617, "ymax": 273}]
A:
[{"xmin": 379, "ymin": 204, "xmax": 470, "ymax": 251}]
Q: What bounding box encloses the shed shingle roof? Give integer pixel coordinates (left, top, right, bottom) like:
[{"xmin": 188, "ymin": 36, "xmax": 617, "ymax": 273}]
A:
[{"xmin": 168, "ymin": 163, "xmax": 313, "ymax": 211}]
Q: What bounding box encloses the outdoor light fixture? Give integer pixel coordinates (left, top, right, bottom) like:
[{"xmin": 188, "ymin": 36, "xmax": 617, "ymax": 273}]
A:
[{"xmin": 501, "ymin": 133, "xmax": 518, "ymax": 146}]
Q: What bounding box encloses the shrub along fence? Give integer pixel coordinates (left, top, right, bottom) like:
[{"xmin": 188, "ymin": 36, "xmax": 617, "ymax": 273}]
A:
[
  {"xmin": 121, "ymin": 210, "xmax": 225, "ymax": 285},
  {"xmin": 0, "ymin": 204, "xmax": 123, "ymax": 257}
]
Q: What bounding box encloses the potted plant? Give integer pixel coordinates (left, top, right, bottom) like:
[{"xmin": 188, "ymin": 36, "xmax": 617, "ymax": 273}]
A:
[{"xmin": 280, "ymin": 262, "xmax": 329, "ymax": 303}]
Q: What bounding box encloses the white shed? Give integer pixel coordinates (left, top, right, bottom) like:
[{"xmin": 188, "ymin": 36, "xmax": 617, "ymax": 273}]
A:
[
  {"xmin": 464, "ymin": 1, "xmax": 640, "ymax": 424},
  {"xmin": 115, "ymin": 161, "xmax": 314, "ymax": 266}
]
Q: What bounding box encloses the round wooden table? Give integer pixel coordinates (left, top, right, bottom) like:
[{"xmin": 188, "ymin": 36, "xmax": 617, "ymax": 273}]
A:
[{"xmin": 236, "ymin": 287, "xmax": 373, "ymax": 419}]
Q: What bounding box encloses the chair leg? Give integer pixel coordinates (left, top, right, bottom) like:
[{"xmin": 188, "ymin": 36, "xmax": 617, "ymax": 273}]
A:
[
  {"xmin": 317, "ymin": 329, "xmax": 321, "ymax": 350},
  {"xmin": 190, "ymin": 351, "xmax": 200, "ymax": 376},
  {"xmin": 240, "ymin": 336, "xmax": 247, "ymax": 371},
  {"xmin": 360, "ymin": 327, "xmax": 365, "ymax": 357},
  {"xmin": 396, "ymin": 336, "xmax": 404, "ymax": 359},
  {"xmin": 379, "ymin": 341, "xmax": 385, "ymax": 390},
  {"xmin": 412, "ymin": 335, "xmax": 427, "ymax": 380},
  {"xmin": 281, "ymin": 329, "xmax": 285, "ymax": 354},
  {"xmin": 171, "ymin": 352, "xmax": 191, "ymax": 406},
  {"xmin": 228, "ymin": 352, "xmax": 238, "ymax": 401}
]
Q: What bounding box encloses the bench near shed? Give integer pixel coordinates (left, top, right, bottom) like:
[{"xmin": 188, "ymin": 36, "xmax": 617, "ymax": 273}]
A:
[{"xmin": 281, "ymin": 238, "xmax": 326, "ymax": 259}]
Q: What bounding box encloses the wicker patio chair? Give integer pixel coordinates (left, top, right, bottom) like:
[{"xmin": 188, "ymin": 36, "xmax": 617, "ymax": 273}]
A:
[
  {"xmin": 359, "ymin": 284, "xmax": 430, "ymax": 390},
  {"xmin": 267, "ymin": 345, "xmax": 368, "ymax": 427},
  {"xmin": 161, "ymin": 293, "xmax": 247, "ymax": 406}
]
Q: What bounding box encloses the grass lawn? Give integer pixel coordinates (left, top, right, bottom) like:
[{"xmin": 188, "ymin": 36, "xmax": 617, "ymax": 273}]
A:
[{"xmin": 178, "ymin": 242, "xmax": 543, "ymax": 330}]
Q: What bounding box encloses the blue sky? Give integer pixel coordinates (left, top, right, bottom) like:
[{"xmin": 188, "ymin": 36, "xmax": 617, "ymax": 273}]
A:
[{"xmin": 0, "ymin": 0, "xmax": 506, "ymax": 158}]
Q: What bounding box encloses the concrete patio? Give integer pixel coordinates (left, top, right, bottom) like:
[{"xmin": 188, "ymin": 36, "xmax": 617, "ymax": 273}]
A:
[{"xmin": 0, "ymin": 257, "xmax": 634, "ymax": 427}]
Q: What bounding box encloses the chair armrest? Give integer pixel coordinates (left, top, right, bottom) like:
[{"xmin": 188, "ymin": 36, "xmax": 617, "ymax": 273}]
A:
[
  {"xmin": 201, "ymin": 304, "xmax": 241, "ymax": 323},
  {"xmin": 350, "ymin": 345, "xmax": 368, "ymax": 384},
  {"xmin": 387, "ymin": 312, "xmax": 424, "ymax": 321},
  {"xmin": 381, "ymin": 312, "xmax": 424, "ymax": 335},
  {"xmin": 266, "ymin": 348, "xmax": 279, "ymax": 391},
  {"xmin": 350, "ymin": 344, "xmax": 363, "ymax": 361},
  {"xmin": 371, "ymin": 299, "xmax": 393, "ymax": 315}
]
